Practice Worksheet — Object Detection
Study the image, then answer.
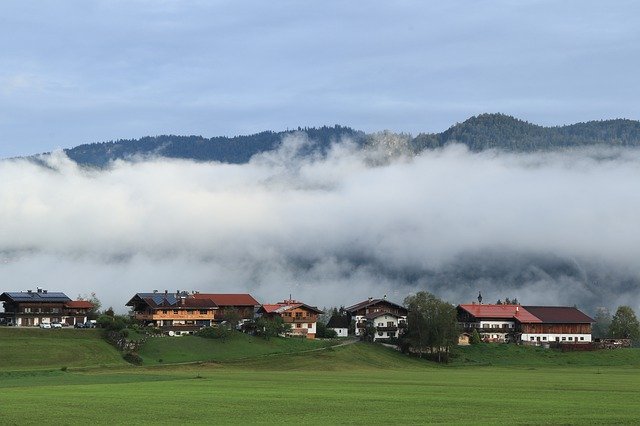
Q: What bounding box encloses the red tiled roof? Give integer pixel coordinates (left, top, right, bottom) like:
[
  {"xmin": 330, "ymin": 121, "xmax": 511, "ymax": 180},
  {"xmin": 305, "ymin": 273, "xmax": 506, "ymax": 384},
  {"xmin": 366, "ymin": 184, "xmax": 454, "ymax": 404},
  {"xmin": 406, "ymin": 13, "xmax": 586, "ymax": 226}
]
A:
[
  {"xmin": 193, "ymin": 293, "xmax": 260, "ymax": 306},
  {"xmin": 65, "ymin": 300, "xmax": 94, "ymax": 309},
  {"xmin": 457, "ymin": 304, "xmax": 542, "ymax": 323},
  {"xmin": 523, "ymin": 306, "xmax": 594, "ymax": 324},
  {"xmin": 260, "ymin": 301, "xmax": 324, "ymax": 315}
]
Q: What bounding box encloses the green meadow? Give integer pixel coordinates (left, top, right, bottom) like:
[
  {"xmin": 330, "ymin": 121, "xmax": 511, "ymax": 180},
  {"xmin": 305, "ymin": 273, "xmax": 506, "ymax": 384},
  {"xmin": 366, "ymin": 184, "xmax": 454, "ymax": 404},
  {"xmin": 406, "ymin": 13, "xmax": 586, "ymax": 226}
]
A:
[{"xmin": 1, "ymin": 329, "xmax": 639, "ymax": 424}]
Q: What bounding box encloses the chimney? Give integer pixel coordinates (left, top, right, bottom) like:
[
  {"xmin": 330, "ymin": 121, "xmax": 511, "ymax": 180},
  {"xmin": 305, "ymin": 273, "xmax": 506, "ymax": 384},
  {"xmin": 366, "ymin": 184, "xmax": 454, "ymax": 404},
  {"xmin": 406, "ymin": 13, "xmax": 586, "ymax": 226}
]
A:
[{"xmin": 516, "ymin": 306, "xmax": 519, "ymax": 313}]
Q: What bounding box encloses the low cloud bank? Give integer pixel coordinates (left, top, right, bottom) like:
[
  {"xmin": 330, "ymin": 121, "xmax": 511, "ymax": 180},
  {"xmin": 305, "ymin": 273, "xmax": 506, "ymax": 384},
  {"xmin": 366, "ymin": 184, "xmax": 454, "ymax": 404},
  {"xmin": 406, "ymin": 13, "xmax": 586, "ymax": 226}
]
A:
[{"xmin": 1, "ymin": 137, "xmax": 639, "ymax": 313}]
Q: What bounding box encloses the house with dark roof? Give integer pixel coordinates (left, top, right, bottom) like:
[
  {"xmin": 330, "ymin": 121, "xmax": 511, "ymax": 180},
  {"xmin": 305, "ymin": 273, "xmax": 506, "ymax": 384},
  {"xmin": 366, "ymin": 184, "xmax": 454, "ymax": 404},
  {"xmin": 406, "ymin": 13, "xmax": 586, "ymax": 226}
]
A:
[
  {"xmin": 126, "ymin": 291, "xmax": 219, "ymax": 334},
  {"xmin": 192, "ymin": 293, "xmax": 260, "ymax": 322},
  {"xmin": 258, "ymin": 299, "xmax": 323, "ymax": 339},
  {"xmin": 457, "ymin": 303, "xmax": 594, "ymax": 344},
  {"xmin": 345, "ymin": 297, "xmax": 408, "ymax": 341},
  {"xmin": 326, "ymin": 314, "xmax": 350, "ymax": 337},
  {"xmin": 0, "ymin": 289, "xmax": 94, "ymax": 327}
]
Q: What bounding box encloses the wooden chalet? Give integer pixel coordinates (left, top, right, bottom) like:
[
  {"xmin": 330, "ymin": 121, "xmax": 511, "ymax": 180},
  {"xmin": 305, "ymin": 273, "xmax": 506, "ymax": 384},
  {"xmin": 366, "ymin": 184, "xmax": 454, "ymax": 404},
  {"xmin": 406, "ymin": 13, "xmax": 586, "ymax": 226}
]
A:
[
  {"xmin": 345, "ymin": 297, "xmax": 408, "ymax": 340},
  {"xmin": 192, "ymin": 293, "xmax": 260, "ymax": 322},
  {"xmin": 258, "ymin": 299, "xmax": 323, "ymax": 339},
  {"xmin": 0, "ymin": 289, "xmax": 93, "ymax": 326},
  {"xmin": 126, "ymin": 291, "xmax": 218, "ymax": 334},
  {"xmin": 457, "ymin": 304, "xmax": 594, "ymax": 344}
]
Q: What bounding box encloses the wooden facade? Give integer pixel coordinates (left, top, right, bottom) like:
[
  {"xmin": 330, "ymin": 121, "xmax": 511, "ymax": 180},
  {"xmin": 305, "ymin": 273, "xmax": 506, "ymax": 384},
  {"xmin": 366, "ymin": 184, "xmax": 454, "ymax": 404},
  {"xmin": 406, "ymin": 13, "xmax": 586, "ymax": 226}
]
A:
[
  {"xmin": 0, "ymin": 290, "xmax": 93, "ymax": 326},
  {"xmin": 259, "ymin": 300, "xmax": 323, "ymax": 339}
]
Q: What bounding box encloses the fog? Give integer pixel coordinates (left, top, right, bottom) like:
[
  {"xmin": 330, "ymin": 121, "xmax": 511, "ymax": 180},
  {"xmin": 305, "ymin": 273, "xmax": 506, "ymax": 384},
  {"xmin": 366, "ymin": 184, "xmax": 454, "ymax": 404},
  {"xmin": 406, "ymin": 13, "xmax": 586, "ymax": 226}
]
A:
[{"xmin": 1, "ymin": 137, "xmax": 639, "ymax": 314}]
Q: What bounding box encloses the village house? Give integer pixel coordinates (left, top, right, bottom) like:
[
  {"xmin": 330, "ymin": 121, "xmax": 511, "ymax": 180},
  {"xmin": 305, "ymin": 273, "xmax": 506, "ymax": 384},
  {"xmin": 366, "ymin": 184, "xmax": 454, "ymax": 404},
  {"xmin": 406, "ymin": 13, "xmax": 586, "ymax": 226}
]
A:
[
  {"xmin": 258, "ymin": 299, "xmax": 323, "ymax": 339},
  {"xmin": 345, "ymin": 297, "xmax": 408, "ymax": 341},
  {"xmin": 191, "ymin": 293, "xmax": 260, "ymax": 324},
  {"xmin": 126, "ymin": 291, "xmax": 261, "ymax": 335},
  {"xmin": 0, "ymin": 289, "xmax": 94, "ymax": 327},
  {"xmin": 457, "ymin": 303, "xmax": 594, "ymax": 344},
  {"xmin": 126, "ymin": 291, "xmax": 218, "ymax": 335}
]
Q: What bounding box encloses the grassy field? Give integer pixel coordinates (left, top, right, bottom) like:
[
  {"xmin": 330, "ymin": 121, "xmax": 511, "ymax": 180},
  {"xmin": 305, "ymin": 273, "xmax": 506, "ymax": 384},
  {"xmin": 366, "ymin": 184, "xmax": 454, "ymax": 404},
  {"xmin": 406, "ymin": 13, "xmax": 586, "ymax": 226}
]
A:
[
  {"xmin": 0, "ymin": 328, "xmax": 126, "ymax": 370},
  {"xmin": 137, "ymin": 332, "xmax": 337, "ymax": 365},
  {"xmin": 1, "ymin": 329, "xmax": 639, "ymax": 424}
]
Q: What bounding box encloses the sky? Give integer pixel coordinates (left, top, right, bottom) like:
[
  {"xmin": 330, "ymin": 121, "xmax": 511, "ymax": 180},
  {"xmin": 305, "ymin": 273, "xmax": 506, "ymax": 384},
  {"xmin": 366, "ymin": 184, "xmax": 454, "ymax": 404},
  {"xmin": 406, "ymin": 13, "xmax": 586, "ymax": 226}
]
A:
[{"xmin": 2, "ymin": 0, "xmax": 640, "ymax": 159}]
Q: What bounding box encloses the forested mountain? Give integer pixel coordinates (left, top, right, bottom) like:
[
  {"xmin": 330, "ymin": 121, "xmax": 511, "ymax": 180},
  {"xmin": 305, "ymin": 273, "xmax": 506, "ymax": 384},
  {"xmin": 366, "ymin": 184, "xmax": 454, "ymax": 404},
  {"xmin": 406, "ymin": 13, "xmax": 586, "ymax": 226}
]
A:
[
  {"xmin": 412, "ymin": 113, "xmax": 640, "ymax": 152},
  {"xmin": 35, "ymin": 114, "xmax": 640, "ymax": 166},
  {"xmin": 63, "ymin": 125, "xmax": 366, "ymax": 167}
]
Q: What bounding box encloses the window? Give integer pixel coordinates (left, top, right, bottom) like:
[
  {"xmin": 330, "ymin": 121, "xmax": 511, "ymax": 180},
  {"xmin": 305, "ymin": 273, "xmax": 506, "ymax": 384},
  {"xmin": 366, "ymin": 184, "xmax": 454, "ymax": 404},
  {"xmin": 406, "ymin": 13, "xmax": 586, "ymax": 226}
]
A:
[
  {"xmin": 296, "ymin": 323, "xmax": 301, "ymax": 328},
  {"xmin": 307, "ymin": 323, "xmax": 312, "ymax": 328},
  {"xmin": 542, "ymin": 337, "xmax": 547, "ymax": 341},
  {"xmin": 378, "ymin": 332, "xmax": 383, "ymax": 336},
  {"xmin": 173, "ymin": 310, "xmax": 178, "ymax": 314},
  {"xmin": 530, "ymin": 337, "xmax": 534, "ymax": 341},
  {"xmin": 162, "ymin": 310, "xmax": 168, "ymax": 314},
  {"xmin": 562, "ymin": 337, "xmax": 566, "ymax": 341},
  {"xmin": 387, "ymin": 322, "xmax": 394, "ymax": 327},
  {"xmin": 378, "ymin": 322, "xmax": 384, "ymax": 327},
  {"xmin": 580, "ymin": 337, "xmax": 584, "ymax": 341},
  {"xmin": 295, "ymin": 312, "xmax": 302, "ymax": 318},
  {"xmin": 199, "ymin": 310, "xmax": 208, "ymax": 315},
  {"xmin": 24, "ymin": 307, "xmax": 31, "ymax": 313}
]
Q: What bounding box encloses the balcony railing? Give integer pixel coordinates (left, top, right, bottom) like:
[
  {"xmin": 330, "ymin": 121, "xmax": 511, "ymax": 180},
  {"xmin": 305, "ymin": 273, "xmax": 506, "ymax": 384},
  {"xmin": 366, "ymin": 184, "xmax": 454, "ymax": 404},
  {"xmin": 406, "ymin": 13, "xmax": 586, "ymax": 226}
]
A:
[{"xmin": 376, "ymin": 326, "xmax": 398, "ymax": 332}]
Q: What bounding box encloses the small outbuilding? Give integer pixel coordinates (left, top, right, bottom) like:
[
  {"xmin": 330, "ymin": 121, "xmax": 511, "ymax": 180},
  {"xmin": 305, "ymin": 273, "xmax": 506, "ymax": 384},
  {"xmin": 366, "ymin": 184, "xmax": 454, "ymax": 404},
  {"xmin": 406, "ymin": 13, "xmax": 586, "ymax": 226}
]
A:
[{"xmin": 326, "ymin": 315, "xmax": 350, "ymax": 337}]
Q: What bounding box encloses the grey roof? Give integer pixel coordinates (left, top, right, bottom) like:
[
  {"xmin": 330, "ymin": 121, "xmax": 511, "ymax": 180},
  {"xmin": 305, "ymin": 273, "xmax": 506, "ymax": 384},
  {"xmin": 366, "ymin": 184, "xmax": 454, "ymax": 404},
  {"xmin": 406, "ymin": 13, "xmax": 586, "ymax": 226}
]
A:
[
  {"xmin": 0, "ymin": 291, "xmax": 71, "ymax": 303},
  {"xmin": 326, "ymin": 315, "xmax": 350, "ymax": 329}
]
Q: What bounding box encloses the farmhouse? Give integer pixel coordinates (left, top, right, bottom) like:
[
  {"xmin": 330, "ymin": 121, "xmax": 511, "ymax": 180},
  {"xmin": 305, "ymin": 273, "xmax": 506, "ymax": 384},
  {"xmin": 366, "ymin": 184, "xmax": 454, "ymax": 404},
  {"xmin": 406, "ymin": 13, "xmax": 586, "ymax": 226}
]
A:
[
  {"xmin": 0, "ymin": 289, "xmax": 93, "ymax": 326},
  {"xmin": 345, "ymin": 297, "xmax": 408, "ymax": 341},
  {"xmin": 258, "ymin": 299, "xmax": 323, "ymax": 339},
  {"xmin": 457, "ymin": 303, "xmax": 594, "ymax": 344},
  {"xmin": 192, "ymin": 293, "xmax": 260, "ymax": 323},
  {"xmin": 126, "ymin": 291, "xmax": 219, "ymax": 334}
]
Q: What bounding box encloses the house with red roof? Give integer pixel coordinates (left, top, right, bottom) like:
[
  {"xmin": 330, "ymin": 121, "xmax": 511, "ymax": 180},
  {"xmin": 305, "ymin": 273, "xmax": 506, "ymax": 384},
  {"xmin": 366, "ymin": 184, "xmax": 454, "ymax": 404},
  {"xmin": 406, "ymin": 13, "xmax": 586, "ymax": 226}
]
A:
[
  {"xmin": 0, "ymin": 289, "xmax": 94, "ymax": 327},
  {"xmin": 457, "ymin": 303, "xmax": 594, "ymax": 344},
  {"xmin": 258, "ymin": 299, "xmax": 323, "ymax": 339},
  {"xmin": 192, "ymin": 293, "xmax": 260, "ymax": 322},
  {"xmin": 345, "ymin": 297, "xmax": 408, "ymax": 341}
]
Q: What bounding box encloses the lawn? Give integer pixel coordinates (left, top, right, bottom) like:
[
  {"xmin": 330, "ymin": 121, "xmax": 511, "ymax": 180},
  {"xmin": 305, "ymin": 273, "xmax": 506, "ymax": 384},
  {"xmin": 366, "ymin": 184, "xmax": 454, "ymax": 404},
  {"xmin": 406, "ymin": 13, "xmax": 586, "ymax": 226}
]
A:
[{"xmin": 1, "ymin": 343, "xmax": 639, "ymax": 424}]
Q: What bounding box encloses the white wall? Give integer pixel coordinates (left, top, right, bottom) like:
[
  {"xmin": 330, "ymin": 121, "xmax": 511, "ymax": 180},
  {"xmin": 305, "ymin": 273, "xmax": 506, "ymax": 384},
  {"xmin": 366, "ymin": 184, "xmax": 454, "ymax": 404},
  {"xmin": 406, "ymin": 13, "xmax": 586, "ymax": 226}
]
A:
[{"xmin": 521, "ymin": 333, "xmax": 592, "ymax": 343}]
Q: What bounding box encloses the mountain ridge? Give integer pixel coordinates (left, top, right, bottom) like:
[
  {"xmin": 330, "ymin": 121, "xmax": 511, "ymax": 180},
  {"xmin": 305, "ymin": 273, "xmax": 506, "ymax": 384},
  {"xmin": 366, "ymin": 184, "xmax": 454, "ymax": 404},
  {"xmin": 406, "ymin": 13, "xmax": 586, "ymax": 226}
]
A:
[{"xmin": 25, "ymin": 113, "xmax": 640, "ymax": 166}]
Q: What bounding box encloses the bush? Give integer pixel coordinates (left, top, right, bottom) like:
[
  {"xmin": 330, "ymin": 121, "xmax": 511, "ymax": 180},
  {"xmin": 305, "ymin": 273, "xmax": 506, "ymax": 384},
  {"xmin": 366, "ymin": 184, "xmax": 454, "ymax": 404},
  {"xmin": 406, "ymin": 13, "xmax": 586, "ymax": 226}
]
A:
[
  {"xmin": 196, "ymin": 326, "xmax": 231, "ymax": 340},
  {"xmin": 470, "ymin": 329, "xmax": 482, "ymax": 344},
  {"xmin": 122, "ymin": 352, "xmax": 143, "ymax": 365}
]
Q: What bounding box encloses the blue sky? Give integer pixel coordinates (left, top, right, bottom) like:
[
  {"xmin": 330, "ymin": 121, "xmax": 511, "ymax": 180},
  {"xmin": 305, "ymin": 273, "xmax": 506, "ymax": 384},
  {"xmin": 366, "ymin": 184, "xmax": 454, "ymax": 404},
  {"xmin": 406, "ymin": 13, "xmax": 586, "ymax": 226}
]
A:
[{"xmin": 1, "ymin": 0, "xmax": 639, "ymax": 158}]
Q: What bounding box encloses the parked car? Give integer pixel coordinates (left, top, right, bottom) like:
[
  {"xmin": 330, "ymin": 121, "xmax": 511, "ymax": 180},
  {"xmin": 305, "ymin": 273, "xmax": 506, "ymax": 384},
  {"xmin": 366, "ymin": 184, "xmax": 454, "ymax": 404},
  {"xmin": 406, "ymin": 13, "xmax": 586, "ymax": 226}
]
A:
[
  {"xmin": 39, "ymin": 322, "xmax": 52, "ymax": 329},
  {"xmin": 51, "ymin": 322, "xmax": 63, "ymax": 328},
  {"xmin": 74, "ymin": 322, "xmax": 85, "ymax": 328}
]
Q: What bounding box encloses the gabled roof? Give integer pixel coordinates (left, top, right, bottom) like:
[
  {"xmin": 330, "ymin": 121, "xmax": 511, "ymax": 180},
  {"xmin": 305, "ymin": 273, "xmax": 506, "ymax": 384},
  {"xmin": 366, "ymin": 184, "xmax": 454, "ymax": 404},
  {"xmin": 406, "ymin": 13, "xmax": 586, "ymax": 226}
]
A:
[
  {"xmin": 364, "ymin": 311, "xmax": 404, "ymax": 320},
  {"xmin": 125, "ymin": 293, "xmax": 218, "ymax": 309},
  {"xmin": 457, "ymin": 304, "xmax": 542, "ymax": 323},
  {"xmin": 65, "ymin": 300, "xmax": 94, "ymax": 309},
  {"xmin": 523, "ymin": 306, "xmax": 594, "ymax": 324},
  {"xmin": 326, "ymin": 315, "xmax": 350, "ymax": 329},
  {"xmin": 259, "ymin": 300, "xmax": 324, "ymax": 315},
  {"xmin": 0, "ymin": 291, "xmax": 71, "ymax": 303},
  {"xmin": 345, "ymin": 298, "xmax": 406, "ymax": 313},
  {"xmin": 193, "ymin": 293, "xmax": 260, "ymax": 307}
]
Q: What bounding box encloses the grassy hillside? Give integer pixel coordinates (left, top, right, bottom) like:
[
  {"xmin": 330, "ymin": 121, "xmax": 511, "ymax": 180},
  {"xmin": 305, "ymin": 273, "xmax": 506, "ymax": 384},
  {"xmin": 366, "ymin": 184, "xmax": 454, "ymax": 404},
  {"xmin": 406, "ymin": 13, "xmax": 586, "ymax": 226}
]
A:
[
  {"xmin": 137, "ymin": 332, "xmax": 337, "ymax": 365},
  {"xmin": 0, "ymin": 328, "xmax": 126, "ymax": 370}
]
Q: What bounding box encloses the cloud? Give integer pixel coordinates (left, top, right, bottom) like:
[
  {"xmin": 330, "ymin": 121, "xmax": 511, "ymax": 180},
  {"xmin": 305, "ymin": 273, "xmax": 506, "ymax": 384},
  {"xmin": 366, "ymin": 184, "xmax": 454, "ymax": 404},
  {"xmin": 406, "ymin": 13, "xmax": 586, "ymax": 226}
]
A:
[{"xmin": 1, "ymin": 138, "xmax": 640, "ymax": 314}]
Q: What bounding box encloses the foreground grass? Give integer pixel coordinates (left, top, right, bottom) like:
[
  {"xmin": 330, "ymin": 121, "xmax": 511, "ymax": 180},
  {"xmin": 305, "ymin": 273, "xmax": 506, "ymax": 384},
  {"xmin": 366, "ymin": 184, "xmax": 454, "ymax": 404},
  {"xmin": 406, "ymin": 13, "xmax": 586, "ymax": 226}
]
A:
[
  {"xmin": 0, "ymin": 344, "xmax": 639, "ymax": 424},
  {"xmin": 0, "ymin": 328, "xmax": 126, "ymax": 370}
]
